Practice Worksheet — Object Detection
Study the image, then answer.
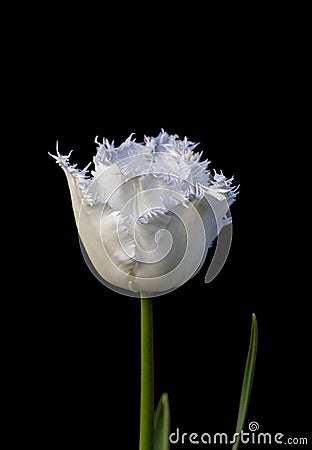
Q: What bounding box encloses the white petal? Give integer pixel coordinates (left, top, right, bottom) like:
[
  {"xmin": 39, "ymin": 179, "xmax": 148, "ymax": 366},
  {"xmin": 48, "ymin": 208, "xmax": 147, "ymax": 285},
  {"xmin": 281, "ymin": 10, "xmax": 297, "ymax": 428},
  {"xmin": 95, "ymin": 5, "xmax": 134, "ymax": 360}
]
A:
[
  {"xmin": 90, "ymin": 162, "xmax": 136, "ymax": 210},
  {"xmin": 78, "ymin": 202, "xmax": 136, "ymax": 291},
  {"xmin": 130, "ymin": 191, "xmax": 231, "ymax": 293},
  {"xmin": 115, "ymin": 152, "xmax": 153, "ymax": 177},
  {"xmin": 62, "ymin": 167, "xmax": 136, "ymax": 291},
  {"xmin": 130, "ymin": 199, "xmax": 205, "ymax": 292},
  {"xmin": 61, "ymin": 164, "xmax": 85, "ymax": 223}
]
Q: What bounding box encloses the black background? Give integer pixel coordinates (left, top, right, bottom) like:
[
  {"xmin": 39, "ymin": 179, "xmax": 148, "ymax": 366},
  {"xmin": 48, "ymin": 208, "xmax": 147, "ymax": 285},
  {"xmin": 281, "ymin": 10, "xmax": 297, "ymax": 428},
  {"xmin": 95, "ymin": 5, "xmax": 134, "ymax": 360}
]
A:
[{"xmin": 41, "ymin": 7, "xmax": 310, "ymax": 449}]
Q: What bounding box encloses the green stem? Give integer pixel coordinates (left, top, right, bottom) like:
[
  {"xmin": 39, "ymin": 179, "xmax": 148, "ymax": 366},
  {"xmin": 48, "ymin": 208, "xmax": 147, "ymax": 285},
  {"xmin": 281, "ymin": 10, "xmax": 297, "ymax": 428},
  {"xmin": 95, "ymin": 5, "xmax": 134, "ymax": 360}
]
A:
[{"xmin": 140, "ymin": 294, "xmax": 154, "ymax": 450}]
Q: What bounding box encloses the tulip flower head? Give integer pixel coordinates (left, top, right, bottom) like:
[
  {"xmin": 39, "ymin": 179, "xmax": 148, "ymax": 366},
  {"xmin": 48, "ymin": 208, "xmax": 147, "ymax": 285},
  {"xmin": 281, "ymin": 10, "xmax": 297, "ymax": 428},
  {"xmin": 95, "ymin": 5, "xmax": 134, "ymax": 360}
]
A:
[{"xmin": 50, "ymin": 130, "xmax": 238, "ymax": 297}]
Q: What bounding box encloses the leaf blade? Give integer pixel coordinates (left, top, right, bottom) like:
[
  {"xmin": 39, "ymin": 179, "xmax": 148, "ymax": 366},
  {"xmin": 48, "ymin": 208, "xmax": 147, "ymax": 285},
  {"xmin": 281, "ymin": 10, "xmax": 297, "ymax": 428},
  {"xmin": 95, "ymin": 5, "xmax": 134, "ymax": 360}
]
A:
[
  {"xmin": 154, "ymin": 393, "xmax": 170, "ymax": 450},
  {"xmin": 232, "ymin": 313, "xmax": 258, "ymax": 450}
]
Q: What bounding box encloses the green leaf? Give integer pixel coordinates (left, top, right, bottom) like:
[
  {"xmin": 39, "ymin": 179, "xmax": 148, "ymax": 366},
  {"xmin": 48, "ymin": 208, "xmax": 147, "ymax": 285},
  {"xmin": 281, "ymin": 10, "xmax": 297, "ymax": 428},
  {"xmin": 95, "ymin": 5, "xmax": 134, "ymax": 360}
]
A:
[
  {"xmin": 232, "ymin": 313, "xmax": 258, "ymax": 450},
  {"xmin": 154, "ymin": 393, "xmax": 170, "ymax": 450}
]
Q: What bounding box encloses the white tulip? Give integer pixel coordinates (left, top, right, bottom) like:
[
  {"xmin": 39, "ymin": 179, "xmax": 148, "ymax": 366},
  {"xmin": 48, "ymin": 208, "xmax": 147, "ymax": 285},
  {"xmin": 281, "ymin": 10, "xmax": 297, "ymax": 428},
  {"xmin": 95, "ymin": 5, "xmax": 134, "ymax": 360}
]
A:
[{"xmin": 50, "ymin": 130, "xmax": 237, "ymax": 297}]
